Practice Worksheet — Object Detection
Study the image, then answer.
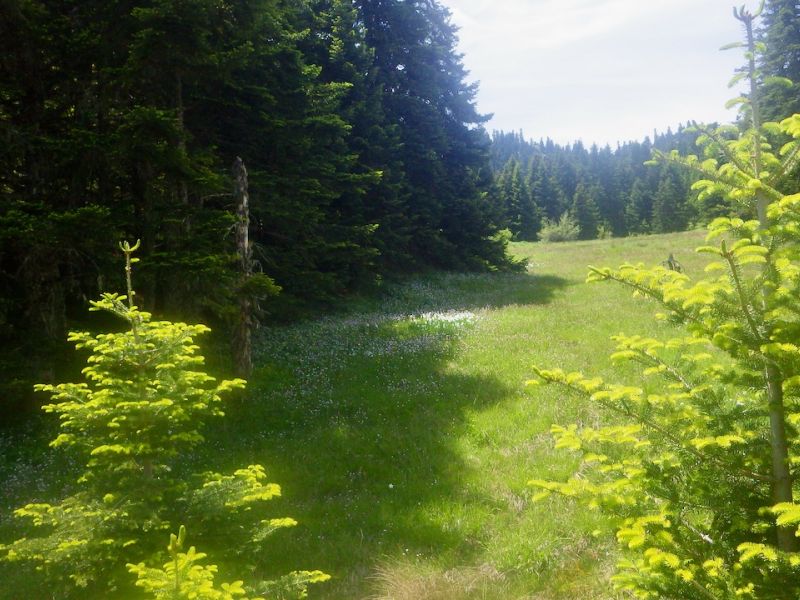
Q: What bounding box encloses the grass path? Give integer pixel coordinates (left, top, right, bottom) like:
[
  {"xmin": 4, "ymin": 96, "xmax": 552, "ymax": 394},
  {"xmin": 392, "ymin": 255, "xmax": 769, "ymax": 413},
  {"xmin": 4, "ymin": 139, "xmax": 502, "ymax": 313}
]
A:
[{"xmin": 215, "ymin": 230, "xmax": 709, "ymax": 599}]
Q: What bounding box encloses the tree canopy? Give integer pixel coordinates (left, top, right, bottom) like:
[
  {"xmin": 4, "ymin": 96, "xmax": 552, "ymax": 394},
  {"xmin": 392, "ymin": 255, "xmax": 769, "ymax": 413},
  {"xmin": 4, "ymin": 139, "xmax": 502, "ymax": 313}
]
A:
[{"xmin": 0, "ymin": 0, "xmax": 517, "ymax": 414}]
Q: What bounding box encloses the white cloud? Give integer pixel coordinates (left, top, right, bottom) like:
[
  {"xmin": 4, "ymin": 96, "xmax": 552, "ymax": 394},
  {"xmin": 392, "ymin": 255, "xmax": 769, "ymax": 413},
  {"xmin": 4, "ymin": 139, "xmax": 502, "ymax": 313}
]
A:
[
  {"xmin": 440, "ymin": 0, "xmax": 749, "ymax": 145},
  {"xmin": 449, "ymin": 0, "xmax": 701, "ymax": 50}
]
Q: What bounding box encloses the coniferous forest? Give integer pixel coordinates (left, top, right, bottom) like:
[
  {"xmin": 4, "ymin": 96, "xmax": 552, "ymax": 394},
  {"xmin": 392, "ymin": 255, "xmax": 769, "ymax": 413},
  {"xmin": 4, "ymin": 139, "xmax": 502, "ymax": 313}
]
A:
[
  {"xmin": 1, "ymin": 0, "xmax": 518, "ymax": 412},
  {"xmin": 4, "ymin": 0, "xmax": 800, "ymax": 598},
  {"xmin": 3, "ymin": 0, "xmax": 799, "ymax": 407},
  {"xmin": 489, "ymin": 129, "xmax": 701, "ymax": 241}
]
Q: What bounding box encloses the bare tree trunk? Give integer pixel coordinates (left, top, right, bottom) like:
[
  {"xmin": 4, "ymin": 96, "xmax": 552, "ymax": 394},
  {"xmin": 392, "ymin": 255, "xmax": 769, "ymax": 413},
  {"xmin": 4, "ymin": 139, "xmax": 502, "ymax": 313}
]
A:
[
  {"xmin": 176, "ymin": 71, "xmax": 189, "ymax": 207},
  {"xmin": 232, "ymin": 157, "xmax": 253, "ymax": 378}
]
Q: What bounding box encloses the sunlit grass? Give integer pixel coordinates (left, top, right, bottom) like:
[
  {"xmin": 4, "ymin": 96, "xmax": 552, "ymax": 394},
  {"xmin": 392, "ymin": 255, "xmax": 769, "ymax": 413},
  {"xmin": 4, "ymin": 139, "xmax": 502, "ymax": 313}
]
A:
[
  {"xmin": 218, "ymin": 230, "xmax": 708, "ymax": 598},
  {"xmin": 0, "ymin": 230, "xmax": 709, "ymax": 598}
]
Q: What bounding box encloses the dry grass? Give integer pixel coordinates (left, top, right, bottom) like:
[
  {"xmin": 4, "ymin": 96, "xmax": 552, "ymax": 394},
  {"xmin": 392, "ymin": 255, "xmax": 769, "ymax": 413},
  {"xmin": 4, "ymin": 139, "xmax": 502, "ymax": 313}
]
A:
[{"xmin": 369, "ymin": 561, "xmax": 509, "ymax": 600}]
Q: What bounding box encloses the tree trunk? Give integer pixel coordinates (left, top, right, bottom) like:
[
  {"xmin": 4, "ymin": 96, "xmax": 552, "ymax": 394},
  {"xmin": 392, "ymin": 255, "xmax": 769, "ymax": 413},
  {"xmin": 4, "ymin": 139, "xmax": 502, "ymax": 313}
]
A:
[
  {"xmin": 232, "ymin": 157, "xmax": 253, "ymax": 378},
  {"xmin": 175, "ymin": 70, "xmax": 189, "ymax": 207}
]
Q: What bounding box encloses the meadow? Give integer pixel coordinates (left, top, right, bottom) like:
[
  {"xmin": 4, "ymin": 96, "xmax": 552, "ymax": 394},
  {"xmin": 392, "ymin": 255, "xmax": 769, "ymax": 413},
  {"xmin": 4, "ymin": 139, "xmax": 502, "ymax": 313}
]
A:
[
  {"xmin": 0, "ymin": 230, "xmax": 709, "ymax": 599},
  {"xmin": 222, "ymin": 230, "xmax": 708, "ymax": 599}
]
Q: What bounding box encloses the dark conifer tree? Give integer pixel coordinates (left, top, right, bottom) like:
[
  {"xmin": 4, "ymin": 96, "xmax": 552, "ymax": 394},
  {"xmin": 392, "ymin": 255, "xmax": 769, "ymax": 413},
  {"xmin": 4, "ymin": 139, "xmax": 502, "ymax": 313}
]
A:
[
  {"xmin": 530, "ymin": 158, "xmax": 567, "ymax": 221},
  {"xmin": 489, "ymin": 128, "xmax": 700, "ymax": 240},
  {"xmin": 651, "ymin": 169, "xmax": 689, "ymax": 233},
  {"xmin": 358, "ymin": 0, "xmax": 512, "ymax": 270},
  {"xmin": 570, "ymin": 182, "xmax": 601, "ymax": 240},
  {"xmin": 0, "ymin": 0, "xmax": 517, "ymax": 410},
  {"xmin": 497, "ymin": 159, "xmax": 540, "ymax": 240},
  {"xmin": 760, "ymin": 0, "xmax": 800, "ymax": 120},
  {"xmin": 624, "ymin": 178, "xmax": 651, "ymax": 234}
]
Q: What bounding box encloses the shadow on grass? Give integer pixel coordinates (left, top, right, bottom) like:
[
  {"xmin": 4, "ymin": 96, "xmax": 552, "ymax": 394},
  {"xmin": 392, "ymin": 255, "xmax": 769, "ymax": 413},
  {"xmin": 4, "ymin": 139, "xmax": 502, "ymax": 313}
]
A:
[
  {"xmin": 350, "ymin": 271, "xmax": 571, "ymax": 316},
  {"xmin": 211, "ymin": 272, "xmax": 570, "ymax": 597},
  {"xmin": 221, "ymin": 341, "xmax": 511, "ymax": 596}
]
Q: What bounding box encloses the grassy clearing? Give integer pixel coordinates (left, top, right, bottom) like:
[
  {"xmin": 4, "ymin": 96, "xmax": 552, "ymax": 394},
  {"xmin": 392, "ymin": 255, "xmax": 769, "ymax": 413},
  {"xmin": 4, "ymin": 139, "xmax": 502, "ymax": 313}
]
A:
[
  {"xmin": 216, "ymin": 230, "xmax": 708, "ymax": 599},
  {"xmin": 0, "ymin": 230, "xmax": 709, "ymax": 598}
]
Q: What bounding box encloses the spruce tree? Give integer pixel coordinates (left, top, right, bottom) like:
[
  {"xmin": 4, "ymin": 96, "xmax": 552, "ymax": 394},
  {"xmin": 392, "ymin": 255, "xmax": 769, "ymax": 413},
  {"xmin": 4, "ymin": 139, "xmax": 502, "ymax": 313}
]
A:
[
  {"xmin": 302, "ymin": 0, "xmax": 407, "ymax": 276},
  {"xmin": 357, "ymin": 0, "xmax": 512, "ymax": 270},
  {"xmin": 488, "ymin": 129, "xmax": 699, "ymax": 239},
  {"xmin": 624, "ymin": 178, "xmax": 652, "ymax": 234},
  {"xmin": 651, "ymin": 169, "xmax": 690, "ymax": 233},
  {"xmin": 0, "ymin": 244, "xmax": 328, "ymax": 598},
  {"xmin": 498, "ymin": 159, "xmax": 540, "ymax": 240},
  {"xmin": 1, "ymin": 0, "xmax": 522, "ymax": 409},
  {"xmin": 570, "ymin": 182, "xmax": 601, "ymax": 240},
  {"xmin": 760, "ymin": 0, "xmax": 800, "ymax": 121}
]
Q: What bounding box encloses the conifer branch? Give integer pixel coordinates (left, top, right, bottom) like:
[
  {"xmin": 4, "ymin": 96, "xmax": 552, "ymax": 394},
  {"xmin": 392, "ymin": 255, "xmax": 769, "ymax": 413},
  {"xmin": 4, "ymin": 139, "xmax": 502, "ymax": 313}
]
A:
[
  {"xmin": 721, "ymin": 241, "xmax": 765, "ymax": 345},
  {"xmin": 769, "ymin": 144, "xmax": 800, "ymax": 189},
  {"xmin": 551, "ymin": 377, "xmax": 772, "ymax": 485},
  {"xmin": 693, "ymin": 122, "xmax": 752, "ymax": 175}
]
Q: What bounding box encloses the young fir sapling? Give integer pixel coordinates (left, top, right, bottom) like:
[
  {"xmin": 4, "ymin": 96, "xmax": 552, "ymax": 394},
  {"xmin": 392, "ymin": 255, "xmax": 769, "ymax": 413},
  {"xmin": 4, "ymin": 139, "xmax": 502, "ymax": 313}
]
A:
[
  {"xmin": 529, "ymin": 4, "xmax": 800, "ymax": 598},
  {"xmin": 0, "ymin": 240, "xmax": 328, "ymax": 598}
]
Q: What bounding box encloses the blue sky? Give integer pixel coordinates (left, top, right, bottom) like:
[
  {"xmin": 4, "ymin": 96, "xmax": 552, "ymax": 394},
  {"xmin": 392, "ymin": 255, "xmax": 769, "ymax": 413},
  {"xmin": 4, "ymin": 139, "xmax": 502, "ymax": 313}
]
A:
[{"xmin": 438, "ymin": 0, "xmax": 749, "ymax": 146}]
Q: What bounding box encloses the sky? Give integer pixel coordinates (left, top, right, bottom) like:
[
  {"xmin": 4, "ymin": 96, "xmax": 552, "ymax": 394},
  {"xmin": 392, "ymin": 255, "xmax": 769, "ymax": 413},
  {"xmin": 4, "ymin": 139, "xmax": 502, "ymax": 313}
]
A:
[{"xmin": 437, "ymin": 0, "xmax": 750, "ymax": 147}]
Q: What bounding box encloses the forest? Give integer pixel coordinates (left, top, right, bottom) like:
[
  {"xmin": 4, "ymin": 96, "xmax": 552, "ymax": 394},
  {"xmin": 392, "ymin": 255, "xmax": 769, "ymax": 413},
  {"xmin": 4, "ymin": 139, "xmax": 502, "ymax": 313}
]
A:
[
  {"xmin": 1, "ymin": 0, "xmax": 517, "ymax": 412},
  {"xmin": 3, "ymin": 0, "xmax": 800, "ymax": 598},
  {"xmin": 490, "ymin": 129, "xmax": 701, "ymax": 241}
]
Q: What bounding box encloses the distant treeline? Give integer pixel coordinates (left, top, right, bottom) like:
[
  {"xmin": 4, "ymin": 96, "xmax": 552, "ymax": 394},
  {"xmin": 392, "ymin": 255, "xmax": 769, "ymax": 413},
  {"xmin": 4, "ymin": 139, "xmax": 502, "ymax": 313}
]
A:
[
  {"xmin": 1, "ymin": 0, "xmax": 515, "ymax": 406},
  {"xmin": 489, "ymin": 128, "xmax": 705, "ymax": 241}
]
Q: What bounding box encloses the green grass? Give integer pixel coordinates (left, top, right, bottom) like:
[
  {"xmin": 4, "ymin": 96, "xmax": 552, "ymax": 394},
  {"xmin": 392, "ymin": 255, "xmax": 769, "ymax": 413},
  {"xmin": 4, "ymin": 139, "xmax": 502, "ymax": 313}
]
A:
[
  {"xmin": 0, "ymin": 230, "xmax": 710, "ymax": 598},
  {"xmin": 214, "ymin": 230, "xmax": 709, "ymax": 599}
]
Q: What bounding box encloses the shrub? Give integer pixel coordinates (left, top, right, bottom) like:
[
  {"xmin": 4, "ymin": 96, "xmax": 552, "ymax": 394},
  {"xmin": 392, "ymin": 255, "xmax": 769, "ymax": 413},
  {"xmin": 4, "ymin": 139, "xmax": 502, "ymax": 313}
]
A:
[
  {"xmin": 537, "ymin": 212, "xmax": 580, "ymax": 243},
  {"xmin": 597, "ymin": 223, "xmax": 614, "ymax": 240},
  {"xmin": 129, "ymin": 525, "xmax": 330, "ymax": 599}
]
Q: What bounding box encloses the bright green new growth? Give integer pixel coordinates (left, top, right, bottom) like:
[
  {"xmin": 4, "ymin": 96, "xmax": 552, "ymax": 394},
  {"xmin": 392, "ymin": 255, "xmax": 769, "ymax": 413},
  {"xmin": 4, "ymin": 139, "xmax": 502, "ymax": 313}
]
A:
[
  {"xmin": 128, "ymin": 525, "xmax": 330, "ymax": 600},
  {"xmin": 529, "ymin": 6, "xmax": 800, "ymax": 599},
  {"xmin": 128, "ymin": 525, "xmax": 251, "ymax": 600},
  {"xmin": 0, "ymin": 241, "xmax": 327, "ymax": 598}
]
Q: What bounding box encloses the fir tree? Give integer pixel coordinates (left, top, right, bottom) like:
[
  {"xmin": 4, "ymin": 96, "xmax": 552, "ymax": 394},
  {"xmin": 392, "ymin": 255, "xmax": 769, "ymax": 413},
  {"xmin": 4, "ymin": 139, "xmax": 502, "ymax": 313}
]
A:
[
  {"xmin": 651, "ymin": 169, "xmax": 690, "ymax": 233},
  {"xmin": 0, "ymin": 244, "xmax": 328, "ymax": 598},
  {"xmin": 0, "ymin": 0, "xmax": 521, "ymax": 408},
  {"xmin": 760, "ymin": 0, "xmax": 800, "ymax": 121},
  {"xmin": 489, "ymin": 128, "xmax": 699, "ymax": 240},
  {"xmin": 530, "ymin": 8, "xmax": 800, "ymax": 596},
  {"xmin": 624, "ymin": 178, "xmax": 652, "ymax": 234},
  {"xmin": 570, "ymin": 182, "xmax": 601, "ymax": 240},
  {"xmin": 357, "ymin": 0, "xmax": 513, "ymax": 270}
]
